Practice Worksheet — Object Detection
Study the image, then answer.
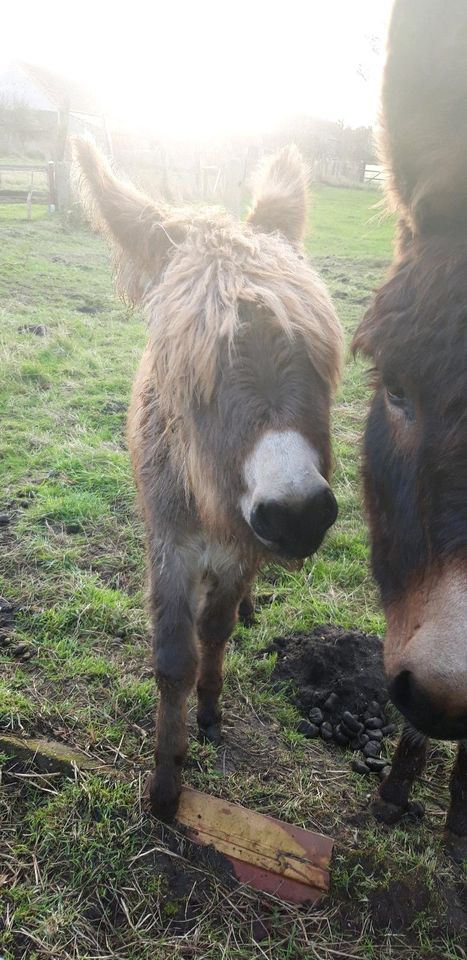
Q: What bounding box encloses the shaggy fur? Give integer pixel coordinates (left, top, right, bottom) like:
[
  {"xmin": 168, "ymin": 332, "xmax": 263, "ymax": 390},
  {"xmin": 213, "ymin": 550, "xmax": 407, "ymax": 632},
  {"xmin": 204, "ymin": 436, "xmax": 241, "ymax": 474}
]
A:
[
  {"xmin": 354, "ymin": 0, "xmax": 467, "ymax": 858},
  {"xmin": 74, "ymin": 139, "xmax": 343, "ymax": 820},
  {"xmin": 147, "ymin": 217, "xmax": 340, "ymax": 414},
  {"xmin": 75, "ymin": 140, "xmax": 341, "ymax": 414}
]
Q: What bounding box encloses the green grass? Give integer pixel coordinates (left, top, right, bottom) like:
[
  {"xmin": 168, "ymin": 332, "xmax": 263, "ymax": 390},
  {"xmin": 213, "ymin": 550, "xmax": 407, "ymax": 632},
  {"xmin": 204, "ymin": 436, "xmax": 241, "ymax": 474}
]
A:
[
  {"xmin": 307, "ymin": 185, "xmax": 393, "ymax": 258},
  {"xmin": 0, "ymin": 202, "xmax": 49, "ymax": 221},
  {"xmin": 0, "ymin": 193, "xmax": 465, "ymax": 960}
]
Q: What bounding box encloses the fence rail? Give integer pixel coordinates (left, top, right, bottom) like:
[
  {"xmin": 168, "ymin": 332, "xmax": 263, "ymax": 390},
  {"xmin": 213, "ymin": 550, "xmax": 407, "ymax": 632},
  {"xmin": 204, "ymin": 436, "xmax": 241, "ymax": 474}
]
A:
[
  {"xmin": 0, "ymin": 161, "xmax": 56, "ymax": 217},
  {"xmin": 363, "ymin": 164, "xmax": 387, "ymax": 186},
  {"xmin": 0, "ymin": 153, "xmax": 386, "ymax": 221}
]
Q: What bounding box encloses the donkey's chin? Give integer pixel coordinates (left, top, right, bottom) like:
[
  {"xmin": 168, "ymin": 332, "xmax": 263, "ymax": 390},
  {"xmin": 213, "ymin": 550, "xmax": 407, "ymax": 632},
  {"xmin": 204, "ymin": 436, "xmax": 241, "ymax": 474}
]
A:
[
  {"xmin": 251, "ymin": 531, "xmax": 277, "ymax": 552},
  {"xmin": 249, "ymin": 528, "xmax": 324, "ymax": 562},
  {"xmin": 399, "ymin": 708, "xmax": 467, "ymax": 743},
  {"xmin": 425, "ymin": 716, "xmax": 467, "ymax": 742}
]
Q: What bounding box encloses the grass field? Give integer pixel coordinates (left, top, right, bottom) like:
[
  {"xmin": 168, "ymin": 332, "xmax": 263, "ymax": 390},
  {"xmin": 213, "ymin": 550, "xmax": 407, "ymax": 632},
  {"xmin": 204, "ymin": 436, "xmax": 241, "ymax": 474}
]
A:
[{"xmin": 0, "ymin": 186, "xmax": 465, "ymax": 960}]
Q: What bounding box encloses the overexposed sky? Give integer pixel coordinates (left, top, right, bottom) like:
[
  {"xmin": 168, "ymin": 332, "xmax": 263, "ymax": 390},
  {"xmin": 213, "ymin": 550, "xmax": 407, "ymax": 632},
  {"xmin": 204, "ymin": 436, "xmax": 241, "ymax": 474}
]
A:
[{"xmin": 0, "ymin": 0, "xmax": 394, "ymax": 137}]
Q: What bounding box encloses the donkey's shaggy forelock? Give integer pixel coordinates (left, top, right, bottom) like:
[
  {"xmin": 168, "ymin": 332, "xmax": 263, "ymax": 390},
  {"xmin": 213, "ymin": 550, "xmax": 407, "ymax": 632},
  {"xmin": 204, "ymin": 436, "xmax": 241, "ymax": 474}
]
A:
[
  {"xmin": 147, "ymin": 215, "xmax": 341, "ymax": 416},
  {"xmin": 74, "ymin": 138, "xmax": 342, "ymax": 820}
]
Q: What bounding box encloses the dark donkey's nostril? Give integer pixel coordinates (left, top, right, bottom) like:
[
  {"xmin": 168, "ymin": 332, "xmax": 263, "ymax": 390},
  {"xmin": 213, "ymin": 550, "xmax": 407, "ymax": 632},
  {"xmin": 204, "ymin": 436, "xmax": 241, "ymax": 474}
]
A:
[
  {"xmin": 389, "ymin": 670, "xmax": 414, "ymax": 713},
  {"xmin": 389, "ymin": 670, "xmax": 467, "ymax": 740}
]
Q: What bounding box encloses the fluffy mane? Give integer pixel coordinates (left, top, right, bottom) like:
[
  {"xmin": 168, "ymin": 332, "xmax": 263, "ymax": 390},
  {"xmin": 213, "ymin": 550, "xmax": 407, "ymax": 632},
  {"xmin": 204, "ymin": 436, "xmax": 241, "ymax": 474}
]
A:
[{"xmin": 145, "ymin": 212, "xmax": 342, "ymax": 414}]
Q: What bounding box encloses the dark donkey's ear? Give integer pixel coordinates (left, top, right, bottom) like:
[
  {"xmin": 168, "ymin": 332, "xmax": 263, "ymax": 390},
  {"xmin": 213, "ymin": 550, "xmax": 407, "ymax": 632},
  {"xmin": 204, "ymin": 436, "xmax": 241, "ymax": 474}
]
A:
[
  {"xmin": 381, "ymin": 0, "xmax": 467, "ymax": 236},
  {"xmin": 247, "ymin": 145, "xmax": 308, "ymax": 246},
  {"xmin": 72, "ymin": 139, "xmax": 186, "ymax": 301},
  {"xmin": 352, "ymin": 215, "xmax": 413, "ymax": 355}
]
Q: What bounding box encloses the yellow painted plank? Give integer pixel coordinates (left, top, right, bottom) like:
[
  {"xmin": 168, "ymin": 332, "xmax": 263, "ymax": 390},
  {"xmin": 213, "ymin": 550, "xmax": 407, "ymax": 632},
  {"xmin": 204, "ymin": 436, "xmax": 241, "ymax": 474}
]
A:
[{"xmin": 177, "ymin": 787, "xmax": 332, "ymax": 891}]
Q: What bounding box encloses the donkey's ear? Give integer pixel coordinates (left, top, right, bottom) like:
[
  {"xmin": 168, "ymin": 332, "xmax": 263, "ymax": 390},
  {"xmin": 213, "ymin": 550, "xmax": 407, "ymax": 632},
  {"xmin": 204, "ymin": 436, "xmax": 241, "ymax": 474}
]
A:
[
  {"xmin": 72, "ymin": 139, "xmax": 186, "ymax": 300},
  {"xmin": 381, "ymin": 0, "xmax": 467, "ymax": 235},
  {"xmin": 352, "ymin": 303, "xmax": 377, "ymax": 358},
  {"xmin": 247, "ymin": 145, "xmax": 308, "ymax": 245}
]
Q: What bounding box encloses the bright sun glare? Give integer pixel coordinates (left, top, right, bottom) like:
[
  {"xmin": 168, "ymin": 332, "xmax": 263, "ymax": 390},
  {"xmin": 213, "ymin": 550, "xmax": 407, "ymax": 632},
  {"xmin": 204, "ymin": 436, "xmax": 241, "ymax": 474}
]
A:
[{"xmin": 0, "ymin": 0, "xmax": 393, "ymax": 138}]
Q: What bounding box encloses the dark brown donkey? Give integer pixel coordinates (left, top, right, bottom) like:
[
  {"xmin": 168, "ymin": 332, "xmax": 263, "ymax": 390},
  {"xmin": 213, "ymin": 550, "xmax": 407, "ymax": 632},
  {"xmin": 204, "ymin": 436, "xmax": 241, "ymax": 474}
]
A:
[
  {"xmin": 353, "ymin": 0, "xmax": 467, "ymax": 859},
  {"xmin": 74, "ymin": 141, "xmax": 343, "ymax": 819}
]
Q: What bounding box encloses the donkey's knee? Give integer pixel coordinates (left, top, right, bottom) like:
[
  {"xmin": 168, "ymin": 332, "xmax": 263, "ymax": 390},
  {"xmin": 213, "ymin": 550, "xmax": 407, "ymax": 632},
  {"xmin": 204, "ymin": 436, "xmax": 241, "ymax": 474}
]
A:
[
  {"xmin": 152, "ymin": 628, "xmax": 198, "ymax": 768},
  {"xmin": 196, "ymin": 587, "xmax": 243, "ymax": 744},
  {"xmin": 153, "ymin": 637, "xmax": 198, "ymax": 692}
]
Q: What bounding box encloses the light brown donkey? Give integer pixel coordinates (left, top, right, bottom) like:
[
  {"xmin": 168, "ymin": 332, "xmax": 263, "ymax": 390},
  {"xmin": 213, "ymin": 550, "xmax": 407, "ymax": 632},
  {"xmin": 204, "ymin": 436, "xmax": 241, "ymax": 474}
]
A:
[{"xmin": 74, "ymin": 141, "xmax": 343, "ymax": 819}]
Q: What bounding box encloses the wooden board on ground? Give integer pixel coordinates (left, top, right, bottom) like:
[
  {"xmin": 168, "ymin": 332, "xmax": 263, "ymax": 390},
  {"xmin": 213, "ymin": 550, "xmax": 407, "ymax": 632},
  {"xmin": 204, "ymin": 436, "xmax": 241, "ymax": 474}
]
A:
[
  {"xmin": 177, "ymin": 786, "xmax": 333, "ymax": 904},
  {"xmin": 0, "ymin": 732, "xmax": 109, "ymax": 776}
]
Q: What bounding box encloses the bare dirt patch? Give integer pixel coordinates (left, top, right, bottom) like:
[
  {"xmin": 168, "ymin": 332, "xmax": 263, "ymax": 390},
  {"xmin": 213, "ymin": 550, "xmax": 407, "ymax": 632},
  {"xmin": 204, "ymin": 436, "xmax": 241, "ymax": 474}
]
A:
[
  {"xmin": 267, "ymin": 625, "xmax": 387, "ymax": 720},
  {"xmin": 263, "ymin": 626, "xmax": 397, "ymax": 780}
]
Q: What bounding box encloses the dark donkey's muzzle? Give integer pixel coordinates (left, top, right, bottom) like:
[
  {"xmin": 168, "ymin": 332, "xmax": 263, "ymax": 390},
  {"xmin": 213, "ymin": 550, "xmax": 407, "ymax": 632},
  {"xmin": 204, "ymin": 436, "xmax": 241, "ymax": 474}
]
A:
[{"xmin": 385, "ymin": 563, "xmax": 467, "ymax": 741}]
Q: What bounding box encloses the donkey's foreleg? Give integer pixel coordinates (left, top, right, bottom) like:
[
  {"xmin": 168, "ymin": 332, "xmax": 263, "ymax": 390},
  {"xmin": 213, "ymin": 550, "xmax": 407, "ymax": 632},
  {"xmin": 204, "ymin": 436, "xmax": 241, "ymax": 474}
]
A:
[
  {"xmin": 371, "ymin": 723, "xmax": 428, "ymax": 824},
  {"xmin": 148, "ymin": 548, "xmax": 199, "ymax": 821},
  {"xmin": 238, "ymin": 590, "xmax": 256, "ymax": 626},
  {"xmin": 445, "ymin": 741, "xmax": 467, "ymax": 861},
  {"xmin": 196, "ymin": 579, "xmax": 248, "ymax": 745}
]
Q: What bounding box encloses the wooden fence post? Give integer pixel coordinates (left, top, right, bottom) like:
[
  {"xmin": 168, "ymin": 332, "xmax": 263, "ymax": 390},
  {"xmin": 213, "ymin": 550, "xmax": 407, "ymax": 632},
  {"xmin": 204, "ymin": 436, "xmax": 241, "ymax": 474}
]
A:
[
  {"xmin": 54, "ymin": 161, "xmax": 71, "ymax": 211},
  {"xmin": 47, "ymin": 160, "xmax": 56, "ymax": 212},
  {"xmin": 223, "ymin": 157, "xmax": 243, "ymax": 217}
]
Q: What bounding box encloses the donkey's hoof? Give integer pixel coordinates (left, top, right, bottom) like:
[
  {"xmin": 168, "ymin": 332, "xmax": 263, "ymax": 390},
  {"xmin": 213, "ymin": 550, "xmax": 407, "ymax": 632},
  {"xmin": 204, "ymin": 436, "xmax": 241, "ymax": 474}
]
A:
[
  {"xmin": 371, "ymin": 797, "xmax": 405, "ymax": 825},
  {"xmin": 444, "ymin": 830, "xmax": 467, "ymax": 863},
  {"xmin": 371, "ymin": 795, "xmax": 425, "ymax": 825},
  {"xmin": 149, "ymin": 770, "xmax": 181, "ymax": 822},
  {"xmin": 198, "ymin": 723, "xmax": 223, "ymax": 747}
]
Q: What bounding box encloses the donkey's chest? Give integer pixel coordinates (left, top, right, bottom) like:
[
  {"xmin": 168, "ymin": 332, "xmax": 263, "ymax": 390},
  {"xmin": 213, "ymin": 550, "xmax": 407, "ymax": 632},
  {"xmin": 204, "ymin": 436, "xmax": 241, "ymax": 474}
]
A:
[
  {"xmin": 183, "ymin": 535, "xmax": 246, "ymax": 581},
  {"xmin": 201, "ymin": 539, "xmax": 245, "ymax": 578}
]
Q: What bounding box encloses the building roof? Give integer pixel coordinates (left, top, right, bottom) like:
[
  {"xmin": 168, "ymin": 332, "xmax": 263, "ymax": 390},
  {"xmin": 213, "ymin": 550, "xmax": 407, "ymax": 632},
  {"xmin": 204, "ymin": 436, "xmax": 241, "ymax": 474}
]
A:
[{"xmin": 16, "ymin": 61, "xmax": 103, "ymax": 117}]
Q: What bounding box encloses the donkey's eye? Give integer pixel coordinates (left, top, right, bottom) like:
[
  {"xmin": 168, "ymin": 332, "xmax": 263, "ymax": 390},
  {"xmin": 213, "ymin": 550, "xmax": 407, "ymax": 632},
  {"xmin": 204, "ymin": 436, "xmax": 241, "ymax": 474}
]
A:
[
  {"xmin": 384, "ymin": 378, "xmax": 415, "ymax": 420},
  {"xmin": 386, "ymin": 382, "xmax": 406, "ymax": 405}
]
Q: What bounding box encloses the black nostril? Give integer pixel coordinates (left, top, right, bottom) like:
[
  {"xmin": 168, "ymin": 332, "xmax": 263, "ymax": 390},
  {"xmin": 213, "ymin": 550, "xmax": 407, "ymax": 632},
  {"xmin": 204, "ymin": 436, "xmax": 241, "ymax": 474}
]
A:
[
  {"xmin": 250, "ymin": 500, "xmax": 281, "ymax": 542},
  {"xmin": 254, "ymin": 503, "xmax": 268, "ymax": 527},
  {"xmin": 389, "ymin": 669, "xmax": 438, "ymax": 731},
  {"xmin": 314, "ymin": 487, "xmax": 338, "ymax": 530},
  {"xmin": 250, "ymin": 487, "xmax": 338, "ymax": 556},
  {"xmin": 389, "ymin": 669, "xmax": 414, "ymax": 712}
]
